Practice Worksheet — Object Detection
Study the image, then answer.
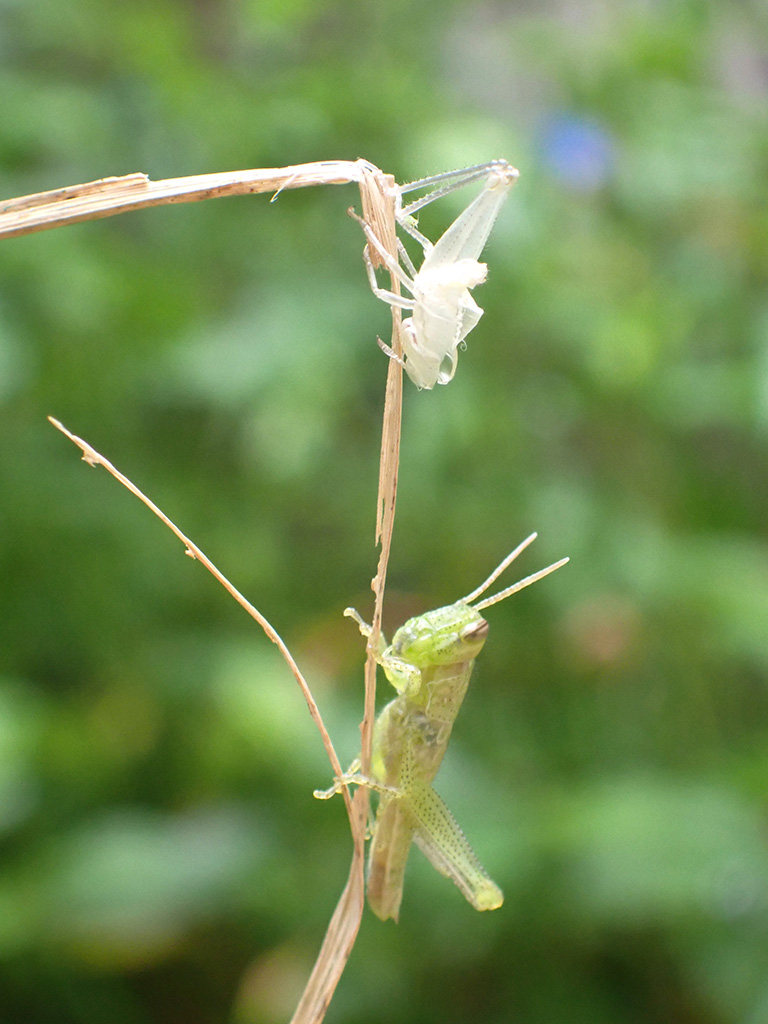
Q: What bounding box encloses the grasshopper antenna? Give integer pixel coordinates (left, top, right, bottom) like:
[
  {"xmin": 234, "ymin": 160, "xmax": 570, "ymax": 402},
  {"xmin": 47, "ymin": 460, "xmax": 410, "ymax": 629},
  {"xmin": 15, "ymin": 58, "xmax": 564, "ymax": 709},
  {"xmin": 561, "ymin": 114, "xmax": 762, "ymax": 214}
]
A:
[
  {"xmin": 473, "ymin": 557, "xmax": 569, "ymax": 611},
  {"xmin": 461, "ymin": 532, "xmax": 538, "ymax": 604},
  {"xmin": 462, "ymin": 533, "xmax": 568, "ymax": 611}
]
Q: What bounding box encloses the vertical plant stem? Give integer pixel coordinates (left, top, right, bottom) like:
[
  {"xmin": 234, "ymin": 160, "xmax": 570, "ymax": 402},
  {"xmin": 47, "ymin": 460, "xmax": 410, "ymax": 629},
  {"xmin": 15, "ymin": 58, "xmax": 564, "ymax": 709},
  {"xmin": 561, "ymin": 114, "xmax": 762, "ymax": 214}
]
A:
[{"xmin": 289, "ymin": 165, "xmax": 403, "ymax": 1024}]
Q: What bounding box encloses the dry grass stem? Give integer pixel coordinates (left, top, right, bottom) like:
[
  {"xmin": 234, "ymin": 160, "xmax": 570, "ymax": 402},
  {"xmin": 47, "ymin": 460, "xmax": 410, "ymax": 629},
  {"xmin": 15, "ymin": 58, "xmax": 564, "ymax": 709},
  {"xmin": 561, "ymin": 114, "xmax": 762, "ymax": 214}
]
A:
[
  {"xmin": 286, "ymin": 800, "xmax": 367, "ymax": 1024},
  {"xmin": 290, "ymin": 164, "xmax": 404, "ymax": 1024},
  {"xmin": 359, "ymin": 165, "xmax": 403, "ymax": 773},
  {"xmin": 42, "ymin": 156, "xmax": 406, "ymax": 1024},
  {"xmin": 47, "ymin": 416, "xmax": 353, "ymax": 822},
  {"xmin": 0, "ymin": 159, "xmax": 377, "ymax": 239}
]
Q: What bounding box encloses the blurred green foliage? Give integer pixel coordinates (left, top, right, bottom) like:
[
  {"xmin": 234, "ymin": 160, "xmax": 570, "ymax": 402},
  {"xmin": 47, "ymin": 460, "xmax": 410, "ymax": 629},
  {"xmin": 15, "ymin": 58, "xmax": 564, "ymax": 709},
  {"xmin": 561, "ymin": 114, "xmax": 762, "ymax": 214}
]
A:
[{"xmin": 1, "ymin": 0, "xmax": 767, "ymax": 1021}]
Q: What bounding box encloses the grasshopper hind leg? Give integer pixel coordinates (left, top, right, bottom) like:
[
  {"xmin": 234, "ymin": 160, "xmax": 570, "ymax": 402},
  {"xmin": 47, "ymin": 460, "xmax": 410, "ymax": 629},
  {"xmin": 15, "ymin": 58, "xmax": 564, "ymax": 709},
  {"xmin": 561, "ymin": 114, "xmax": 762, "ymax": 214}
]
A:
[
  {"xmin": 366, "ymin": 795, "xmax": 416, "ymax": 922},
  {"xmin": 409, "ymin": 781, "xmax": 503, "ymax": 912}
]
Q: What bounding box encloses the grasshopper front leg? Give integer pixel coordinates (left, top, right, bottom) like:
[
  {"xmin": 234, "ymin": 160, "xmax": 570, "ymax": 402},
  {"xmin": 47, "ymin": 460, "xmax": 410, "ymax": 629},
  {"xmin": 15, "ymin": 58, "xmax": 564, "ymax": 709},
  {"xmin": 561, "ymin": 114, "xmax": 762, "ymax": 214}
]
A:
[{"xmin": 344, "ymin": 606, "xmax": 422, "ymax": 695}]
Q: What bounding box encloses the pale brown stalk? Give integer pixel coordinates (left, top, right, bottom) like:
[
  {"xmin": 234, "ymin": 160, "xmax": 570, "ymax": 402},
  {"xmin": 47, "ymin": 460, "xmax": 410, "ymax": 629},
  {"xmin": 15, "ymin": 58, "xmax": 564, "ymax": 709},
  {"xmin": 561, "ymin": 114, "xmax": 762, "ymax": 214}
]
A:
[
  {"xmin": 289, "ymin": 163, "xmax": 403, "ymax": 1024},
  {"xmin": 0, "ymin": 159, "xmax": 377, "ymax": 239},
  {"xmin": 47, "ymin": 417, "xmax": 353, "ymax": 818}
]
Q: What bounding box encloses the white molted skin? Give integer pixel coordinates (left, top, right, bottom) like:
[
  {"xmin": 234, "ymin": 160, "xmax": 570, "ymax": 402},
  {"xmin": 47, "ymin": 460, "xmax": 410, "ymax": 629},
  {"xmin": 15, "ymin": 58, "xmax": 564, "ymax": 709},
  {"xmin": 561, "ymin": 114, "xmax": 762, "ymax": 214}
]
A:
[{"xmin": 360, "ymin": 160, "xmax": 519, "ymax": 389}]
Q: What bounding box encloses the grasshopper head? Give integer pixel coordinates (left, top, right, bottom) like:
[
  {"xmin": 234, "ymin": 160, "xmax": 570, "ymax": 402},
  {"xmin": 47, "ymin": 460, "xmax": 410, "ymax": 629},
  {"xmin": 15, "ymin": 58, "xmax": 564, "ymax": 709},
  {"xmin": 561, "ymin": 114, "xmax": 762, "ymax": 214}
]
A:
[{"xmin": 390, "ymin": 601, "xmax": 489, "ymax": 668}]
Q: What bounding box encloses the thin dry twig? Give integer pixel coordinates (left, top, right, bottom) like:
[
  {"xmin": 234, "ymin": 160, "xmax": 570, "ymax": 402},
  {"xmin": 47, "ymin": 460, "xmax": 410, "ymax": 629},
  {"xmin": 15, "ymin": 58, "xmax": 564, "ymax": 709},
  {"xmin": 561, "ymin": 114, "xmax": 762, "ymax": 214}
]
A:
[
  {"xmin": 48, "ymin": 409, "xmax": 385, "ymax": 1024},
  {"xmin": 47, "ymin": 417, "xmax": 354, "ymax": 822},
  {"xmin": 284, "ymin": 810, "xmax": 366, "ymax": 1024},
  {"xmin": 359, "ymin": 166, "xmax": 403, "ymax": 773},
  {"xmin": 0, "ymin": 159, "xmax": 376, "ymax": 239}
]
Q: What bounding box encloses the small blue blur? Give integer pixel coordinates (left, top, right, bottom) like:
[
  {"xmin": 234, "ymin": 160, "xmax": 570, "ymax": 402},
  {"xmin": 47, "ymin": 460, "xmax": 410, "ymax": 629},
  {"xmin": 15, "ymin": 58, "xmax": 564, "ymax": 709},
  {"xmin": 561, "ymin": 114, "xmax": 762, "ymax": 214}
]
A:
[{"xmin": 538, "ymin": 113, "xmax": 615, "ymax": 190}]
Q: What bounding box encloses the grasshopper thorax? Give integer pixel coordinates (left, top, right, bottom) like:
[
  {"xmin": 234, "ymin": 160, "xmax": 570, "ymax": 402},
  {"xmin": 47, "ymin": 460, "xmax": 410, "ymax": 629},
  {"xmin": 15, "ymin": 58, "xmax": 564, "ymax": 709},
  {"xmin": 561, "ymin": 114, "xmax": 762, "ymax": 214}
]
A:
[{"xmin": 389, "ymin": 601, "xmax": 489, "ymax": 669}]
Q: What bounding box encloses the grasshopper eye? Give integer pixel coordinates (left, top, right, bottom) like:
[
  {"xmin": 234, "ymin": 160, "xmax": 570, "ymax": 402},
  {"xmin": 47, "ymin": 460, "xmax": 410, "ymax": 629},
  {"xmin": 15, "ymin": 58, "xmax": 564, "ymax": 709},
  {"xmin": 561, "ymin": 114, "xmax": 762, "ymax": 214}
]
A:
[{"xmin": 460, "ymin": 618, "xmax": 489, "ymax": 644}]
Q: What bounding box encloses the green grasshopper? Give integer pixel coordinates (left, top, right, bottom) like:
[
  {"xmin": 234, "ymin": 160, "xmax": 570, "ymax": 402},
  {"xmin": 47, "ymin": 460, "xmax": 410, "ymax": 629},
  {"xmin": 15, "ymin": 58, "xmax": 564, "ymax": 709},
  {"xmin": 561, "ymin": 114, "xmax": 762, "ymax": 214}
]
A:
[{"xmin": 316, "ymin": 533, "xmax": 568, "ymax": 921}]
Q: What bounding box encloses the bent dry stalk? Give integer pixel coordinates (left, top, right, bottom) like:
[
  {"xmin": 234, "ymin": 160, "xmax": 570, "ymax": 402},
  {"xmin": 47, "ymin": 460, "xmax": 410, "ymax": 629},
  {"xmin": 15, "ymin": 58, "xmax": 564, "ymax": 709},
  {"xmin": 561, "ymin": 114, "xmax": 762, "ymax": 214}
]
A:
[{"xmin": 316, "ymin": 533, "xmax": 568, "ymax": 921}]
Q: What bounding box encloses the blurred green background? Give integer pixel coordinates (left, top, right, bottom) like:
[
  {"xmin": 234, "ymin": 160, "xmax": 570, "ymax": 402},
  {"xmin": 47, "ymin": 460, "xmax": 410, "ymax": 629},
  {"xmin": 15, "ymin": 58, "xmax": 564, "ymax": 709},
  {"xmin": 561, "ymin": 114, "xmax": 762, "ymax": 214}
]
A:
[{"xmin": 2, "ymin": 0, "xmax": 767, "ymax": 1021}]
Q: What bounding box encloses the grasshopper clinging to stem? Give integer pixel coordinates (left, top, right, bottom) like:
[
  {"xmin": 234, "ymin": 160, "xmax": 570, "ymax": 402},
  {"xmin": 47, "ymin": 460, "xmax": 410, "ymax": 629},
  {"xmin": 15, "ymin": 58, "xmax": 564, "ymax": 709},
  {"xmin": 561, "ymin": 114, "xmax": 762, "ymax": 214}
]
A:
[{"xmin": 316, "ymin": 533, "xmax": 568, "ymax": 921}]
